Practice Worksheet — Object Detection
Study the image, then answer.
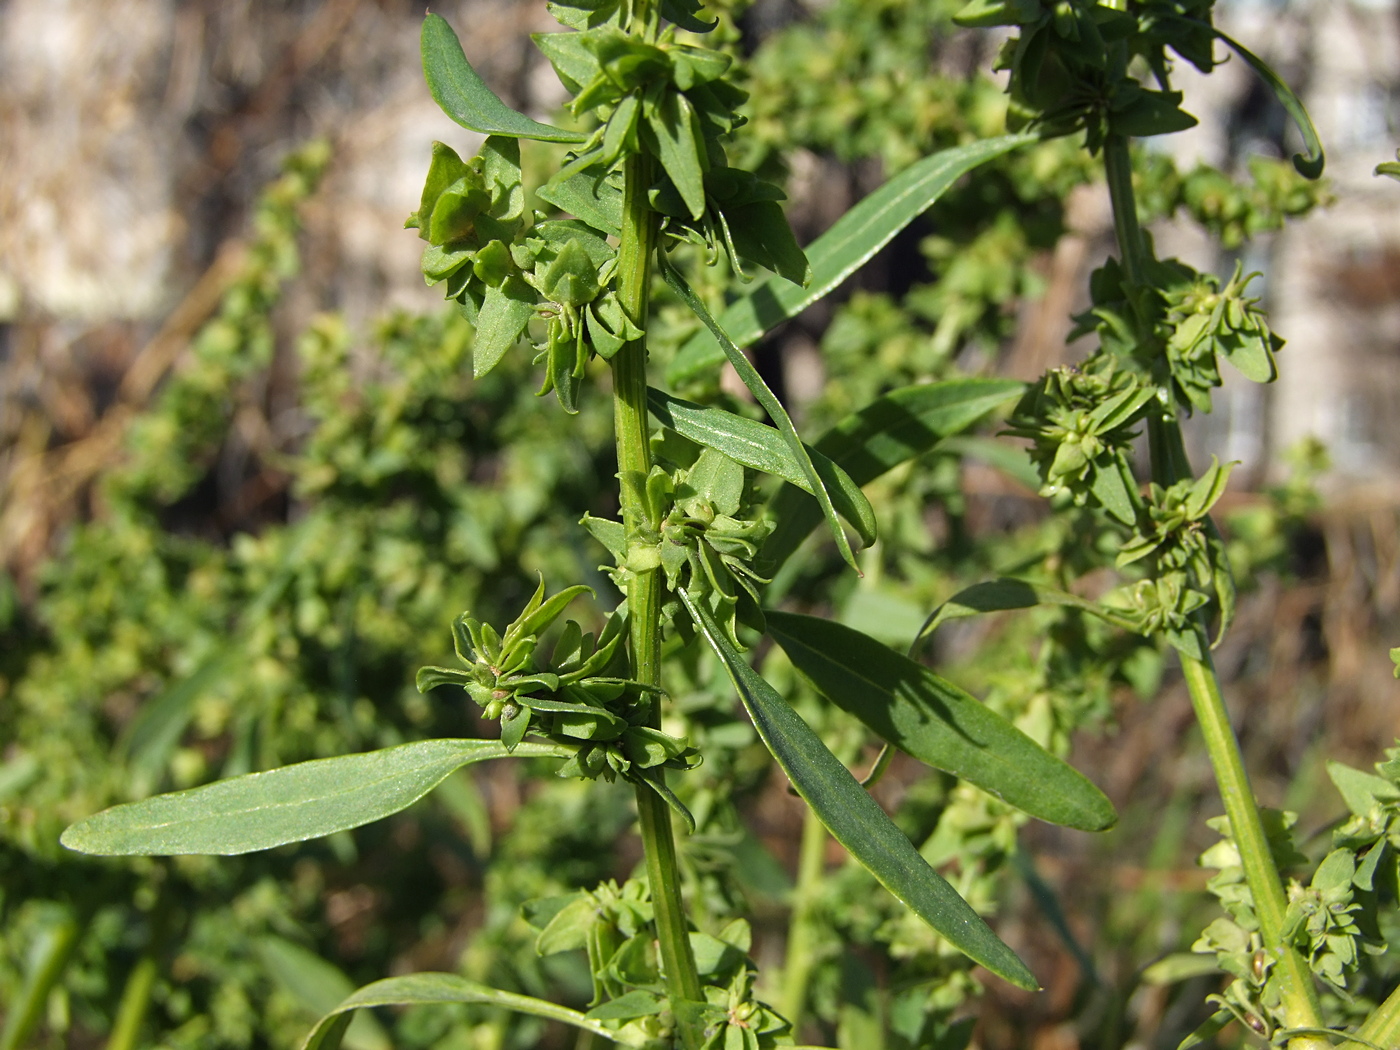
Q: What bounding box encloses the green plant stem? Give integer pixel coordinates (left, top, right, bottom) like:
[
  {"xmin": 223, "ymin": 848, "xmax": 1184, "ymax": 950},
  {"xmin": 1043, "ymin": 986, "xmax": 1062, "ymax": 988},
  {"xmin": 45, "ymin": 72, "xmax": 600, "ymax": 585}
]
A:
[
  {"xmin": 1179, "ymin": 650, "xmax": 1326, "ymax": 1046},
  {"xmin": 612, "ymin": 147, "xmax": 705, "ymax": 1033},
  {"xmin": 105, "ymin": 955, "xmax": 158, "ymax": 1050},
  {"xmin": 1103, "ymin": 135, "xmax": 1148, "ymax": 287},
  {"xmin": 0, "ymin": 910, "xmax": 81, "ymax": 1050},
  {"xmin": 1102, "ymin": 130, "xmax": 1327, "ymax": 1049},
  {"xmin": 780, "ymin": 805, "xmax": 828, "ymax": 1028}
]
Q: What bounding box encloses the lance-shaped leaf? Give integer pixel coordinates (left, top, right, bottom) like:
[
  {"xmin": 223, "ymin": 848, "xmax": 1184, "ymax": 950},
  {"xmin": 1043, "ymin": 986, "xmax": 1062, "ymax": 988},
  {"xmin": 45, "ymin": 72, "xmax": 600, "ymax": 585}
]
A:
[
  {"xmin": 680, "ymin": 591, "xmax": 1038, "ymax": 990},
  {"xmin": 647, "ymin": 387, "xmax": 875, "ymax": 545},
  {"xmin": 766, "ymin": 612, "xmax": 1115, "ymax": 832},
  {"xmin": 917, "ymin": 577, "xmax": 1140, "ymax": 642},
  {"xmin": 761, "ymin": 379, "xmax": 1024, "ymax": 573},
  {"xmin": 301, "ymin": 973, "xmax": 638, "ymax": 1050},
  {"xmin": 667, "ymin": 134, "xmax": 1036, "ymax": 383},
  {"xmin": 1215, "ymin": 30, "xmax": 1324, "ymax": 179},
  {"xmin": 61, "ymin": 739, "xmax": 574, "ymax": 856},
  {"xmin": 661, "ymin": 260, "xmax": 863, "ymax": 572},
  {"xmin": 422, "ymin": 14, "xmax": 587, "ymax": 144}
]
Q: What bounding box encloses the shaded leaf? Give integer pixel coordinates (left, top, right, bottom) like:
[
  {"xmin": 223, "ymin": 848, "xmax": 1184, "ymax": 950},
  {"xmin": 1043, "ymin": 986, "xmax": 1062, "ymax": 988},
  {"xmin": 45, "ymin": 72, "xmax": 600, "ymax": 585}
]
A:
[
  {"xmin": 765, "ymin": 612, "xmax": 1116, "ymax": 832},
  {"xmin": 917, "ymin": 578, "xmax": 1139, "ymax": 641},
  {"xmin": 1215, "ymin": 30, "xmax": 1323, "ymax": 179},
  {"xmin": 668, "ymin": 134, "xmax": 1036, "ymax": 383},
  {"xmin": 257, "ymin": 937, "xmax": 389, "ymax": 1050},
  {"xmin": 422, "ymin": 14, "xmax": 586, "ymax": 143},
  {"xmin": 761, "ymin": 380, "xmax": 1023, "ymax": 574},
  {"xmin": 62, "ymin": 740, "xmax": 573, "ymax": 856},
  {"xmin": 679, "ymin": 592, "xmax": 1038, "ymax": 990}
]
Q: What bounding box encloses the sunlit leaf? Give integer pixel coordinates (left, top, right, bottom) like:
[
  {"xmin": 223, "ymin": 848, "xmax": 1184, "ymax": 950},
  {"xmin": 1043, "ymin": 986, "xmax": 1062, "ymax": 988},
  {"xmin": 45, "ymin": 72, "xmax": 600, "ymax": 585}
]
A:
[
  {"xmin": 422, "ymin": 14, "xmax": 587, "ymax": 143},
  {"xmin": 660, "ymin": 261, "xmax": 864, "ymax": 572},
  {"xmin": 761, "ymin": 379, "xmax": 1023, "ymax": 573},
  {"xmin": 62, "ymin": 740, "xmax": 573, "ymax": 856}
]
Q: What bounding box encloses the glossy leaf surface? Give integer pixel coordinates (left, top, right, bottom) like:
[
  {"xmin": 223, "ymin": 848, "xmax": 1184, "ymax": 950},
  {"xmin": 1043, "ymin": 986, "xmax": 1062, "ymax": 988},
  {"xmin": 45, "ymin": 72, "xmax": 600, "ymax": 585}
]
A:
[
  {"xmin": 422, "ymin": 14, "xmax": 587, "ymax": 143},
  {"xmin": 761, "ymin": 379, "xmax": 1023, "ymax": 572},
  {"xmin": 301, "ymin": 973, "xmax": 631, "ymax": 1050},
  {"xmin": 62, "ymin": 740, "xmax": 572, "ymax": 856},
  {"xmin": 647, "ymin": 387, "xmax": 875, "ymax": 545},
  {"xmin": 766, "ymin": 612, "xmax": 1116, "ymax": 832},
  {"xmin": 680, "ymin": 592, "xmax": 1038, "ymax": 990},
  {"xmin": 667, "ymin": 134, "xmax": 1036, "ymax": 383}
]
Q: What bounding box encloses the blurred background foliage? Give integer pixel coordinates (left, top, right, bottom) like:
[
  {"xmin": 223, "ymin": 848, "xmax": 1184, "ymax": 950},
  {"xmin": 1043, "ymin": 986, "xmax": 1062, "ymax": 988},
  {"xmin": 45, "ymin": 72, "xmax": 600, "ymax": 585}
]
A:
[{"xmin": 2, "ymin": 1, "xmax": 1398, "ymax": 1049}]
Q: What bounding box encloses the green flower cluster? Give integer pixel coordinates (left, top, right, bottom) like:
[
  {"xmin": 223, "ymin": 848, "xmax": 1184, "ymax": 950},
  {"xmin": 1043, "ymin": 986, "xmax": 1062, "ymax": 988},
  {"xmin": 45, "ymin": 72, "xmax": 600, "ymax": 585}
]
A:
[
  {"xmin": 416, "ymin": 579, "xmax": 699, "ymax": 811},
  {"xmin": 407, "ymin": 137, "xmax": 641, "ymax": 413},
  {"xmin": 1006, "ymin": 362, "xmax": 1151, "ymax": 524}
]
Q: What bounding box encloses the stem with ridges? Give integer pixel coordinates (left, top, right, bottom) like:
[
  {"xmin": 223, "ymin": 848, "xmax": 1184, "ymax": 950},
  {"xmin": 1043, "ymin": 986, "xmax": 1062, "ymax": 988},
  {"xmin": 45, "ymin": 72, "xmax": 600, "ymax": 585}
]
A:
[
  {"xmin": 613, "ymin": 139, "xmax": 705, "ymax": 1034},
  {"xmin": 1101, "ymin": 132, "xmax": 1327, "ymax": 1048}
]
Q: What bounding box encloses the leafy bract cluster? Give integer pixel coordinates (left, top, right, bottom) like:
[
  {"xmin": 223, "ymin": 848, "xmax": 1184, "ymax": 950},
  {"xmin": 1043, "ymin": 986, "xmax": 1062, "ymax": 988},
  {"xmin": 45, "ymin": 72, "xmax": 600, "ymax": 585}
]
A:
[
  {"xmin": 408, "ymin": 136, "xmax": 641, "ymax": 413},
  {"xmin": 584, "ymin": 445, "xmax": 772, "ymax": 650},
  {"xmin": 416, "ymin": 580, "xmax": 699, "ymax": 821}
]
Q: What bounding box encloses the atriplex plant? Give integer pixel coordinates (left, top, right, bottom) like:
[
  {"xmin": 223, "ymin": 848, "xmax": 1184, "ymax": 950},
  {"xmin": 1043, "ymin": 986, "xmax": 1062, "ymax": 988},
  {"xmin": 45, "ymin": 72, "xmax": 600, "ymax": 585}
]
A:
[{"xmin": 55, "ymin": 2, "xmax": 1399, "ymax": 1049}]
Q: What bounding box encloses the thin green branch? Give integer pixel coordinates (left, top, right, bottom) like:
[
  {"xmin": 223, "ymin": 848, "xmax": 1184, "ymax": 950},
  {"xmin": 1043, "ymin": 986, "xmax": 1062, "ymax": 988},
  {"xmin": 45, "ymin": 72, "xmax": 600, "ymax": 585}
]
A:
[
  {"xmin": 611, "ymin": 148, "xmax": 705, "ymax": 1037},
  {"xmin": 780, "ymin": 805, "xmax": 828, "ymax": 1028}
]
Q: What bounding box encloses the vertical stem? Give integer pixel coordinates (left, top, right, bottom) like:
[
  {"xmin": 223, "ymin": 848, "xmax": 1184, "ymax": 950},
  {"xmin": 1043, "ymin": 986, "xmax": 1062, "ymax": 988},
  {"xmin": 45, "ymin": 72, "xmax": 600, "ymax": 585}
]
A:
[
  {"xmin": 105, "ymin": 956, "xmax": 158, "ymax": 1050},
  {"xmin": 1102, "ymin": 131, "xmax": 1327, "ymax": 1049},
  {"xmin": 612, "ymin": 147, "xmax": 705, "ymax": 1027},
  {"xmin": 1102, "ymin": 135, "xmax": 1148, "ymax": 287},
  {"xmin": 780, "ymin": 806, "xmax": 828, "ymax": 1029},
  {"xmin": 1180, "ymin": 651, "xmax": 1326, "ymax": 1044},
  {"xmin": 0, "ymin": 910, "xmax": 81, "ymax": 1050}
]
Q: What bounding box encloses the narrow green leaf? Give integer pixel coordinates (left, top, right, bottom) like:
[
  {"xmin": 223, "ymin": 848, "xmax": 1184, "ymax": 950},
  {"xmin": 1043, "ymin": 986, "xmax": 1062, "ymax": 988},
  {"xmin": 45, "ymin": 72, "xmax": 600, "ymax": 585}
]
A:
[
  {"xmin": 917, "ymin": 578, "xmax": 1140, "ymax": 642},
  {"xmin": 667, "ymin": 134, "xmax": 1036, "ymax": 383},
  {"xmin": 660, "ymin": 261, "xmax": 863, "ymax": 572},
  {"xmin": 679, "ymin": 591, "xmax": 1038, "ymax": 990},
  {"xmin": 761, "ymin": 379, "xmax": 1023, "ymax": 574},
  {"xmin": 766, "ymin": 612, "xmax": 1116, "ymax": 832},
  {"xmin": 1215, "ymin": 30, "xmax": 1324, "ymax": 179},
  {"xmin": 257, "ymin": 937, "xmax": 390, "ymax": 1050},
  {"xmin": 647, "ymin": 388, "xmax": 876, "ymax": 545},
  {"xmin": 61, "ymin": 740, "xmax": 574, "ymax": 856},
  {"xmin": 300, "ymin": 973, "xmax": 637, "ymax": 1050},
  {"xmin": 422, "ymin": 14, "xmax": 587, "ymax": 144},
  {"xmin": 1175, "ymin": 1009, "xmax": 1234, "ymax": 1050}
]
